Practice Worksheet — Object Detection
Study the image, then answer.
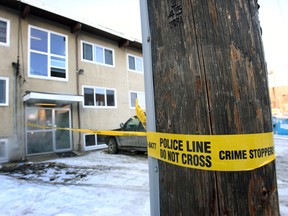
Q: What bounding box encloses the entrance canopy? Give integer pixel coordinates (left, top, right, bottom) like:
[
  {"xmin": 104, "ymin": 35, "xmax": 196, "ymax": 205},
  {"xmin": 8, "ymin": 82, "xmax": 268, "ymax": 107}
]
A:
[{"xmin": 23, "ymin": 92, "xmax": 83, "ymax": 106}]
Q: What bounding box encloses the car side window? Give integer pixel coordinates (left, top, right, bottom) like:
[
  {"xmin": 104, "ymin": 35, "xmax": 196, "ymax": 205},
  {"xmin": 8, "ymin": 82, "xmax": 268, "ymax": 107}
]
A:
[
  {"xmin": 138, "ymin": 122, "xmax": 145, "ymax": 132},
  {"xmin": 124, "ymin": 117, "xmax": 140, "ymax": 131}
]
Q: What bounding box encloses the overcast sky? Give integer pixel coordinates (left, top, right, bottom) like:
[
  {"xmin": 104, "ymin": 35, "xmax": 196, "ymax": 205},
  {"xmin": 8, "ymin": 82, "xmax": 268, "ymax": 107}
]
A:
[
  {"xmin": 35, "ymin": 0, "xmax": 288, "ymax": 86},
  {"xmin": 259, "ymin": 0, "xmax": 288, "ymax": 86}
]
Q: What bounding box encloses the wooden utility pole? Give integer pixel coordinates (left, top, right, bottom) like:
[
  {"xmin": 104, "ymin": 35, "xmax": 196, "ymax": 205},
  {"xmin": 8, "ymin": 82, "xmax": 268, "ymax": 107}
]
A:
[{"xmin": 142, "ymin": 0, "xmax": 279, "ymax": 215}]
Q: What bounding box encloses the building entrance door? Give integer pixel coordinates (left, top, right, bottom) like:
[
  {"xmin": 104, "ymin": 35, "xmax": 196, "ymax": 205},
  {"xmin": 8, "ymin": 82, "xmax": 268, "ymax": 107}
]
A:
[
  {"xmin": 54, "ymin": 109, "xmax": 71, "ymax": 151},
  {"xmin": 26, "ymin": 107, "xmax": 72, "ymax": 155}
]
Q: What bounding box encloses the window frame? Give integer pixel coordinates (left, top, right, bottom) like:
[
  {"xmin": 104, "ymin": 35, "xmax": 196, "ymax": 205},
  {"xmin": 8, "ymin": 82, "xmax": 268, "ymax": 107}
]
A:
[
  {"xmin": 0, "ymin": 77, "xmax": 9, "ymax": 106},
  {"xmin": 129, "ymin": 91, "xmax": 145, "ymax": 109},
  {"xmin": 83, "ymin": 85, "xmax": 117, "ymax": 109},
  {"xmin": 84, "ymin": 134, "xmax": 106, "ymax": 150},
  {"xmin": 81, "ymin": 41, "xmax": 115, "ymax": 67},
  {"xmin": 0, "ymin": 138, "xmax": 8, "ymax": 163},
  {"xmin": 0, "ymin": 17, "xmax": 10, "ymax": 47},
  {"xmin": 127, "ymin": 54, "xmax": 143, "ymax": 73},
  {"xmin": 28, "ymin": 25, "xmax": 68, "ymax": 81}
]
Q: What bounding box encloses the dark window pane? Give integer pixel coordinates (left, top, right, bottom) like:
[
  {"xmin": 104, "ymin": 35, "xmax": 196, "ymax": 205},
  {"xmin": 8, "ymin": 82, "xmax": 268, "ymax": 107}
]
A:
[
  {"xmin": 107, "ymin": 90, "xmax": 115, "ymax": 106},
  {"xmin": 51, "ymin": 68, "xmax": 66, "ymax": 78},
  {"xmin": 83, "ymin": 43, "xmax": 93, "ymax": 61},
  {"xmin": 97, "ymin": 135, "xmax": 106, "ymax": 145},
  {"xmin": 30, "ymin": 28, "xmax": 48, "ymax": 52},
  {"xmin": 96, "ymin": 88, "xmax": 105, "ymax": 106},
  {"xmin": 84, "ymin": 88, "xmax": 94, "ymax": 106},
  {"xmin": 51, "ymin": 33, "xmax": 66, "ymax": 56},
  {"xmin": 128, "ymin": 56, "xmax": 135, "ymax": 70},
  {"xmin": 105, "ymin": 49, "xmax": 113, "ymax": 65},
  {"xmin": 50, "ymin": 56, "xmax": 66, "ymax": 78},
  {"xmin": 0, "ymin": 80, "xmax": 6, "ymax": 104},
  {"xmin": 0, "ymin": 20, "xmax": 7, "ymax": 43},
  {"xmin": 85, "ymin": 135, "xmax": 96, "ymax": 147},
  {"xmin": 30, "ymin": 52, "xmax": 48, "ymax": 76}
]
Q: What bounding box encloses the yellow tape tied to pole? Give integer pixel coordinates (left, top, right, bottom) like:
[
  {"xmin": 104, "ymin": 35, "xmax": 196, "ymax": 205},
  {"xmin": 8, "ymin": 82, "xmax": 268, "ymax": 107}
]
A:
[
  {"xmin": 27, "ymin": 122, "xmax": 275, "ymax": 171},
  {"xmin": 147, "ymin": 131, "xmax": 275, "ymax": 171}
]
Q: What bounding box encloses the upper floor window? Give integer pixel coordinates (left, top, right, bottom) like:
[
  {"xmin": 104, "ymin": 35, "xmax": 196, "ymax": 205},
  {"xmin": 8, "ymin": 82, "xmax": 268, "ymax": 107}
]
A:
[
  {"xmin": 82, "ymin": 41, "xmax": 114, "ymax": 66},
  {"xmin": 29, "ymin": 26, "xmax": 68, "ymax": 80},
  {"xmin": 0, "ymin": 17, "xmax": 10, "ymax": 46},
  {"xmin": 130, "ymin": 91, "xmax": 145, "ymax": 108},
  {"xmin": 128, "ymin": 54, "xmax": 143, "ymax": 73},
  {"xmin": 83, "ymin": 86, "xmax": 116, "ymax": 108},
  {"xmin": 0, "ymin": 77, "xmax": 9, "ymax": 106}
]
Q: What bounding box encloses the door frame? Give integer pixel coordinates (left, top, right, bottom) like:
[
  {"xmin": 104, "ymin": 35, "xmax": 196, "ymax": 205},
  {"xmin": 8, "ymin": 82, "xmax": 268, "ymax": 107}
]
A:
[
  {"xmin": 25, "ymin": 106, "xmax": 72, "ymax": 155},
  {"xmin": 53, "ymin": 108, "xmax": 72, "ymax": 152}
]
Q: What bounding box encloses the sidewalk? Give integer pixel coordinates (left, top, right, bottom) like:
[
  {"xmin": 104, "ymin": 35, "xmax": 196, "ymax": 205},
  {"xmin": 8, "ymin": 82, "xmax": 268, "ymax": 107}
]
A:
[{"xmin": 274, "ymin": 134, "xmax": 288, "ymax": 140}]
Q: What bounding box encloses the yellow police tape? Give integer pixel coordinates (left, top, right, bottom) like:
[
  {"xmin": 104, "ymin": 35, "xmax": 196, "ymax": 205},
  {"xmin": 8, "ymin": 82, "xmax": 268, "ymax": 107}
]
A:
[
  {"xmin": 27, "ymin": 122, "xmax": 275, "ymax": 171},
  {"xmin": 135, "ymin": 98, "xmax": 146, "ymax": 129},
  {"xmin": 147, "ymin": 131, "xmax": 275, "ymax": 171},
  {"xmin": 26, "ymin": 123, "xmax": 147, "ymax": 136}
]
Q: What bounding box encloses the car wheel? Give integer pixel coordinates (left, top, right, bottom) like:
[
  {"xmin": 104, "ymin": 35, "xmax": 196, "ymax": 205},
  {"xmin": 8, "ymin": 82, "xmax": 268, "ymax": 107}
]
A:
[{"xmin": 107, "ymin": 137, "xmax": 118, "ymax": 154}]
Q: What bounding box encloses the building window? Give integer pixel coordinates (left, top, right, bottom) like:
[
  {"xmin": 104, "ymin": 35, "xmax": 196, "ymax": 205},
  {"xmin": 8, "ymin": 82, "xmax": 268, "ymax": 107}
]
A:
[
  {"xmin": 29, "ymin": 26, "xmax": 67, "ymax": 80},
  {"xmin": 83, "ymin": 86, "xmax": 116, "ymax": 108},
  {"xmin": 130, "ymin": 91, "xmax": 145, "ymax": 108},
  {"xmin": 0, "ymin": 77, "xmax": 9, "ymax": 106},
  {"xmin": 0, "ymin": 17, "xmax": 9, "ymax": 46},
  {"xmin": 0, "ymin": 139, "xmax": 8, "ymax": 163},
  {"xmin": 128, "ymin": 54, "xmax": 143, "ymax": 73},
  {"xmin": 82, "ymin": 41, "xmax": 114, "ymax": 66},
  {"xmin": 84, "ymin": 134, "xmax": 106, "ymax": 150}
]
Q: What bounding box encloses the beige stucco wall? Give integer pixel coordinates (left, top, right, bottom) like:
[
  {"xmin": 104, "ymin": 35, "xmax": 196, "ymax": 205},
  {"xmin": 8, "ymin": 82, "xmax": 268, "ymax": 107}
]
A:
[
  {"xmin": 0, "ymin": 5, "xmax": 144, "ymax": 160},
  {"xmin": 0, "ymin": 7, "xmax": 18, "ymax": 137},
  {"xmin": 77, "ymin": 33, "xmax": 144, "ymax": 130},
  {"xmin": 0, "ymin": 7, "xmax": 26, "ymax": 161}
]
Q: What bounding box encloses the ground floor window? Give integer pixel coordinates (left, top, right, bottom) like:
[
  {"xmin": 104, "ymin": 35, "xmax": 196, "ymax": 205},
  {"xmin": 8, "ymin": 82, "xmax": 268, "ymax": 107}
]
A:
[
  {"xmin": 0, "ymin": 139, "xmax": 8, "ymax": 163},
  {"xmin": 84, "ymin": 134, "xmax": 106, "ymax": 150},
  {"xmin": 0, "ymin": 77, "xmax": 9, "ymax": 106}
]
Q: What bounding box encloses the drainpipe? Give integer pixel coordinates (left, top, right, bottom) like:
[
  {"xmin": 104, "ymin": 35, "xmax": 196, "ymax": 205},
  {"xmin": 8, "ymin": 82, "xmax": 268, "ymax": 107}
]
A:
[
  {"xmin": 10, "ymin": 1, "xmax": 22, "ymax": 158},
  {"xmin": 12, "ymin": 60, "xmax": 19, "ymax": 133},
  {"xmin": 75, "ymin": 31, "xmax": 83, "ymax": 151}
]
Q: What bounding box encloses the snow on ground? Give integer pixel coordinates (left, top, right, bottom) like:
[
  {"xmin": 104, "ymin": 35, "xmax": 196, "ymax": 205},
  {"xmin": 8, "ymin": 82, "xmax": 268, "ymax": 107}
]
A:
[
  {"xmin": 0, "ymin": 135, "xmax": 287, "ymax": 216},
  {"xmin": 274, "ymin": 135, "xmax": 288, "ymax": 215},
  {"xmin": 0, "ymin": 151, "xmax": 150, "ymax": 216}
]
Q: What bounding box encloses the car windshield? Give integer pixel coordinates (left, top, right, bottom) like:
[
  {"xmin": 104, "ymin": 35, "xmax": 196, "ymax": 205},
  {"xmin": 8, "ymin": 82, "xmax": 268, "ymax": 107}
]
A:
[{"xmin": 124, "ymin": 117, "xmax": 140, "ymax": 131}]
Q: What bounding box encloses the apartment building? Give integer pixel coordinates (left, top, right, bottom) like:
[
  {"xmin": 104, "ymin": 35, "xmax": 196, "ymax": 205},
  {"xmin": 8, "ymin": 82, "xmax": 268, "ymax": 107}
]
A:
[{"xmin": 0, "ymin": 0, "xmax": 144, "ymax": 163}]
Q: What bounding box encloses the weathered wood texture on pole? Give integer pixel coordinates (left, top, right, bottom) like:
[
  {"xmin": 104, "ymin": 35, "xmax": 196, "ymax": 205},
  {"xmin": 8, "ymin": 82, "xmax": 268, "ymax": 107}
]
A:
[{"xmin": 146, "ymin": 0, "xmax": 279, "ymax": 215}]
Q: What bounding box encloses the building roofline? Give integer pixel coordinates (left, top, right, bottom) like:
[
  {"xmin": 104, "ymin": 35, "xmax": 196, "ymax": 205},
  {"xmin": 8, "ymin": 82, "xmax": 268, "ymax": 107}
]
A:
[{"xmin": 0, "ymin": 0, "xmax": 142, "ymax": 50}]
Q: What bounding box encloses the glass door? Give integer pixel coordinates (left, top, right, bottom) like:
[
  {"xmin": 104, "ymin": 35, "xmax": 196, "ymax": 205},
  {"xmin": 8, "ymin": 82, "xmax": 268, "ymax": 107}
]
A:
[
  {"xmin": 54, "ymin": 109, "xmax": 72, "ymax": 151},
  {"xmin": 26, "ymin": 108, "xmax": 53, "ymax": 154},
  {"xmin": 26, "ymin": 107, "xmax": 72, "ymax": 155}
]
